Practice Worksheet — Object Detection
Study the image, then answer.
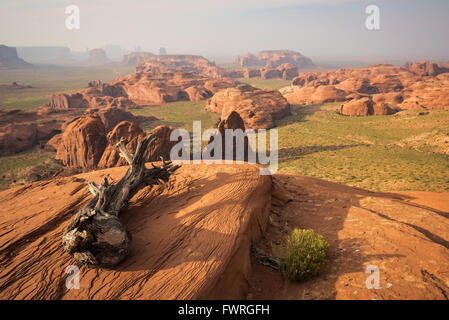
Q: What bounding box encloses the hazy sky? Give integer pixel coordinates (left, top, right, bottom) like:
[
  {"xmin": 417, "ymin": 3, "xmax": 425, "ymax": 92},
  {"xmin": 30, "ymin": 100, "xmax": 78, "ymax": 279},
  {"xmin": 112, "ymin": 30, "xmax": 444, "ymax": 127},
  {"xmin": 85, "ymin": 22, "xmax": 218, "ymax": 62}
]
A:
[{"xmin": 1, "ymin": 0, "xmax": 448, "ymax": 61}]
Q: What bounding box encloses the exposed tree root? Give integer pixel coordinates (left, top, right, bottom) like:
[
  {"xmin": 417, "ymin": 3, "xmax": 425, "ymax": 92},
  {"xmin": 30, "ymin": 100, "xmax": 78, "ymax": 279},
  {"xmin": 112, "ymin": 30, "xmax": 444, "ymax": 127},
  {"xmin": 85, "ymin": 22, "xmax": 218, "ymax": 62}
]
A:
[{"xmin": 62, "ymin": 134, "xmax": 180, "ymax": 268}]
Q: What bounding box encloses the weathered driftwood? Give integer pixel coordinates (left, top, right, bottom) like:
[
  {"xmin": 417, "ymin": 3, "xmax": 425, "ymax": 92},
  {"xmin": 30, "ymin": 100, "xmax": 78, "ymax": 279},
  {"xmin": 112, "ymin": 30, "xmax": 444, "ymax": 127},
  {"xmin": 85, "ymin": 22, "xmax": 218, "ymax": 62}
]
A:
[{"xmin": 62, "ymin": 134, "xmax": 180, "ymax": 268}]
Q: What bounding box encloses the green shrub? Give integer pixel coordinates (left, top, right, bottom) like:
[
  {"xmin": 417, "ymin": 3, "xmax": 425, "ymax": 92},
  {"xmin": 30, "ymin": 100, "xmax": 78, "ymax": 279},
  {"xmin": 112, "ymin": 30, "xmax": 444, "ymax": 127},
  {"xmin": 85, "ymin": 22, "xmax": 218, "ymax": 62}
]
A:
[{"xmin": 275, "ymin": 229, "xmax": 329, "ymax": 281}]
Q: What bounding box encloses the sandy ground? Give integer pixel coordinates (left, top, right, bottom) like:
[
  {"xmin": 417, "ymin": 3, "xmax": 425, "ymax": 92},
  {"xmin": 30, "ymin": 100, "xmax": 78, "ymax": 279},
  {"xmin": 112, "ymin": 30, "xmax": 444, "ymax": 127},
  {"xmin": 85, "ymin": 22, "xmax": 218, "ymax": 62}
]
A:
[{"xmin": 247, "ymin": 173, "xmax": 449, "ymax": 300}]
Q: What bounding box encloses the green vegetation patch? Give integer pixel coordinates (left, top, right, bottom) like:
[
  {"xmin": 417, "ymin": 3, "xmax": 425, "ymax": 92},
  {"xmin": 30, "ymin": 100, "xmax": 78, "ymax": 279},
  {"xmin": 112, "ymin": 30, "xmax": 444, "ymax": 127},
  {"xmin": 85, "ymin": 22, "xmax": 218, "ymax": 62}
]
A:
[
  {"xmin": 0, "ymin": 65, "xmax": 134, "ymax": 110},
  {"xmin": 275, "ymin": 229, "xmax": 329, "ymax": 282}
]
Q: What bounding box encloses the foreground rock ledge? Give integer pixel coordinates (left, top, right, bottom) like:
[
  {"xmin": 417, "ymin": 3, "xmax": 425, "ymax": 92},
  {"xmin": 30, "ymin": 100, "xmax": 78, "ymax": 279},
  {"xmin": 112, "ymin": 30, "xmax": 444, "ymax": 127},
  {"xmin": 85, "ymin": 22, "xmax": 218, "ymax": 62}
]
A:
[{"xmin": 0, "ymin": 163, "xmax": 271, "ymax": 299}]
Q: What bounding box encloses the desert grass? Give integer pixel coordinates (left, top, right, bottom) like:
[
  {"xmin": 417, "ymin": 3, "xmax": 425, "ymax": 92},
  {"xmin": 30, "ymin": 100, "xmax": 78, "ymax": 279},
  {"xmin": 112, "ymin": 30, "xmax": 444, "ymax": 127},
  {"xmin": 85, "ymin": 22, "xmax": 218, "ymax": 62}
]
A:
[
  {"xmin": 1, "ymin": 69, "xmax": 448, "ymax": 192},
  {"xmin": 0, "ymin": 65, "xmax": 134, "ymax": 110},
  {"xmin": 0, "ymin": 146, "xmax": 61, "ymax": 190}
]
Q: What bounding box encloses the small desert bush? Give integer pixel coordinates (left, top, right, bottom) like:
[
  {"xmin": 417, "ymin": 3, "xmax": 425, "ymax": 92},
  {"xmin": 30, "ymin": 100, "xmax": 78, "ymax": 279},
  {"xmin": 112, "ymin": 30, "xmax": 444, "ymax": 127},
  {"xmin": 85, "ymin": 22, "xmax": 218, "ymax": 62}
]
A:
[{"xmin": 275, "ymin": 229, "xmax": 329, "ymax": 281}]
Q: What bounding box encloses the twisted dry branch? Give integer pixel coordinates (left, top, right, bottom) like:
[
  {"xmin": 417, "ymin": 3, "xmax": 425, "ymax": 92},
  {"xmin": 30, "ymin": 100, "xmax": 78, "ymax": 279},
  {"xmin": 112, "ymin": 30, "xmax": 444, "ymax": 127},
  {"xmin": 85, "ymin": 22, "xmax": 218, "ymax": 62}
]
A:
[{"xmin": 62, "ymin": 133, "xmax": 180, "ymax": 268}]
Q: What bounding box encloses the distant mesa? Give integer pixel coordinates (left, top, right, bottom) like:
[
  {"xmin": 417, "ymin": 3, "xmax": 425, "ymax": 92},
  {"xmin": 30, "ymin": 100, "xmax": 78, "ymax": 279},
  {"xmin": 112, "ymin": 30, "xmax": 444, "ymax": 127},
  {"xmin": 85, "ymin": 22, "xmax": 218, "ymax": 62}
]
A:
[
  {"xmin": 16, "ymin": 46, "xmax": 72, "ymax": 65},
  {"xmin": 0, "ymin": 82, "xmax": 33, "ymax": 90},
  {"xmin": 0, "ymin": 44, "xmax": 32, "ymax": 69},
  {"xmin": 135, "ymin": 54, "xmax": 222, "ymax": 78},
  {"xmin": 121, "ymin": 52, "xmax": 155, "ymax": 66},
  {"xmin": 87, "ymin": 48, "xmax": 111, "ymax": 66},
  {"xmin": 404, "ymin": 61, "xmax": 449, "ymax": 77},
  {"xmin": 221, "ymin": 50, "xmax": 313, "ymax": 80},
  {"xmin": 205, "ymin": 84, "xmax": 291, "ymax": 129},
  {"xmin": 102, "ymin": 44, "xmax": 126, "ymax": 61},
  {"xmin": 236, "ymin": 50, "xmax": 315, "ymax": 69}
]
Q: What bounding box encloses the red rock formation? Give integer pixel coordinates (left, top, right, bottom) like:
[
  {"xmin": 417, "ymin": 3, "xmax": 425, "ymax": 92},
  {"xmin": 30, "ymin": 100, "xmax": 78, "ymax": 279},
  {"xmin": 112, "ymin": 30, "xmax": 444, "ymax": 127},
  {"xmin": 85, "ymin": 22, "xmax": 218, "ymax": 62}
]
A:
[
  {"xmin": 277, "ymin": 63, "xmax": 299, "ymax": 80},
  {"xmin": 284, "ymin": 85, "xmax": 347, "ymax": 105},
  {"xmin": 260, "ymin": 67, "xmax": 282, "ymax": 80},
  {"xmin": 55, "ymin": 114, "xmax": 107, "ymax": 169},
  {"xmin": 372, "ymin": 92, "xmax": 404, "ymax": 105},
  {"xmin": 243, "ymin": 68, "xmax": 261, "ymax": 79},
  {"xmin": 107, "ymin": 72, "xmax": 238, "ymax": 105},
  {"xmin": 121, "ymin": 52, "xmax": 155, "ymax": 65},
  {"xmin": 206, "ymin": 111, "xmax": 251, "ymax": 161},
  {"xmin": 206, "ymin": 84, "xmax": 291, "ymax": 129},
  {"xmin": 285, "ymin": 63, "xmax": 449, "ymax": 112},
  {"xmin": 135, "ymin": 55, "xmax": 222, "ymax": 78},
  {"xmin": 184, "ymin": 86, "xmax": 213, "ymax": 101},
  {"xmin": 47, "ymin": 93, "xmax": 86, "ymax": 110},
  {"xmin": 0, "ymin": 163, "xmax": 271, "ymax": 299},
  {"xmin": 237, "ymin": 50, "xmax": 315, "ymax": 69},
  {"xmin": 44, "ymin": 72, "xmax": 238, "ymax": 110},
  {"xmin": 146, "ymin": 125, "xmax": 178, "ymax": 162},
  {"xmin": 400, "ymin": 73, "xmax": 449, "ymax": 110},
  {"xmin": 0, "ymin": 109, "xmax": 65, "ymax": 155},
  {"xmin": 340, "ymin": 97, "xmax": 396, "ymax": 116},
  {"xmin": 406, "ymin": 61, "xmax": 449, "ymax": 77},
  {"xmin": 96, "ymin": 107, "xmax": 156, "ymax": 132},
  {"xmin": 221, "ymin": 69, "xmax": 244, "ymax": 78},
  {"xmin": 291, "ymin": 64, "xmax": 411, "ymax": 90},
  {"xmin": 97, "ymin": 121, "xmax": 145, "ymax": 168},
  {"xmin": 43, "ymin": 88, "xmax": 136, "ymax": 112},
  {"xmin": 44, "ymin": 133, "xmax": 62, "ymax": 152},
  {"xmin": 0, "ymin": 123, "xmax": 37, "ymax": 156}
]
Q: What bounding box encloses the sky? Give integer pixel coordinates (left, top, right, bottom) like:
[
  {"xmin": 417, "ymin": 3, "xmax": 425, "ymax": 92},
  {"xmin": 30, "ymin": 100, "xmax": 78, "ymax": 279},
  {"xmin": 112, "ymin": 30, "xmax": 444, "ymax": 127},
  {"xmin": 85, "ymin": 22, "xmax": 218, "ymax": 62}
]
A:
[{"xmin": 1, "ymin": 0, "xmax": 448, "ymax": 62}]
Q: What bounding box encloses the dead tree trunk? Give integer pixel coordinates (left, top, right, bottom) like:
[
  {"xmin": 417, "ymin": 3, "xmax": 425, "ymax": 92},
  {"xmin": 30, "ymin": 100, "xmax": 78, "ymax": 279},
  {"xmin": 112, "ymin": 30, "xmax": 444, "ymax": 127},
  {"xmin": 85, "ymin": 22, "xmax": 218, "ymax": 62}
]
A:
[{"xmin": 62, "ymin": 134, "xmax": 180, "ymax": 268}]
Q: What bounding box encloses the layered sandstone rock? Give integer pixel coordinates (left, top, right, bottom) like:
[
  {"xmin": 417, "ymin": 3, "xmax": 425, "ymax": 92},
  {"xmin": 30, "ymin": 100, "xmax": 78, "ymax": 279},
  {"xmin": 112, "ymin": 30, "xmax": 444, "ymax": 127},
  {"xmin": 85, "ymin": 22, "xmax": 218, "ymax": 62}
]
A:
[
  {"xmin": 135, "ymin": 55, "xmax": 222, "ymax": 78},
  {"xmin": 96, "ymin": 107, "xmax": 157, "ymax": 132},
  {"xmin": 260, "ymin": 67, "xmax": 282, "ymax": 80},
  {"xmin": 248, "ymin": 174, "xmax": 449, "ymax": 300},
  {"xmin": 0, "ymin": 109, "xmax": 65, "ymax": 155},
  {"xmin": 0, "ymin": 45, "xmax": 32, "ymax": 69},
  {"xmin": 284, "ymin": 85, "xmax": 347, "ymax": 105},
  {"xmin": 146, "ymin": 125, "xmax": 178, "ymax": 162},
  {"xmin": 238, "ymin": 63, "xmax": 298, "ymax": 80},
  {"xmin": 340, "ymin": 97, "xmax": 397, "ymax": 116},
  {"xmin": 97, "ymin": 121, "xmax": 145, "ymax": 168},
  {"xmin": 277, "ymin": 63, "xmax": 299, "ymax": 80},
  {"xmin": 285, "ymin": 63, "xmax": 449, "ymax": 112},
  {"xmin": 205, "ymin": 111, "xmax": 251, "ymax": 161},
  {"xmin": 237, "ymin": 50, "xmax": 315, "ymax": 69},
  {"xmin": 206, "ymin": 84, "xmax": 291, "ymax": 129},
  {"xmin": 243, "ymin": 68, "xmax": 261, "ymax": 79},
  {"xmin": 107, "ymin": 72, "xmax": 238, "ymax": 105},
  {"xmin": 0, "ymin": 123, "xmax": 38, "ymax": 156},
  {"xmin": 122, "ymin": 52, "xmax": 155, "ymax": 65},
  {"xmin": 44, "ymin": 72, "xmax": 239, "ymax": 110},
  {"xmin": 43, "ymin": 53, "xmax": 240, "ymax": 110},
  {"xmin": 0, "ymin": 163, "xmax": 271, "ymax": 299},
  {"xmin": 98, "ymin": 123, "xmax": 177, "ymax": 168},
  {"xmin": 400, "ymin": 73, "xmax": 449, "ymax": 110},
  {"xmin": 44, "ymin": 133, "xmax": 62, "ymax": 152},
  {"xmin": 221, "ymin": 69, "xmax": 244, "ymax": 78},
  {"xmin": 291, "ymin": 64, "xmax": 412, "ymax": 90},
  {"xmin": 43, "ymin": 88, "xmax": 136, "ymax": 112},
  {"xmin": 55, "ymin": 114, "xmax": 107, "ymax": 169},
  {"xmin": 405, "ymin": 61, "xmax": 449, "ymax": 77}
]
